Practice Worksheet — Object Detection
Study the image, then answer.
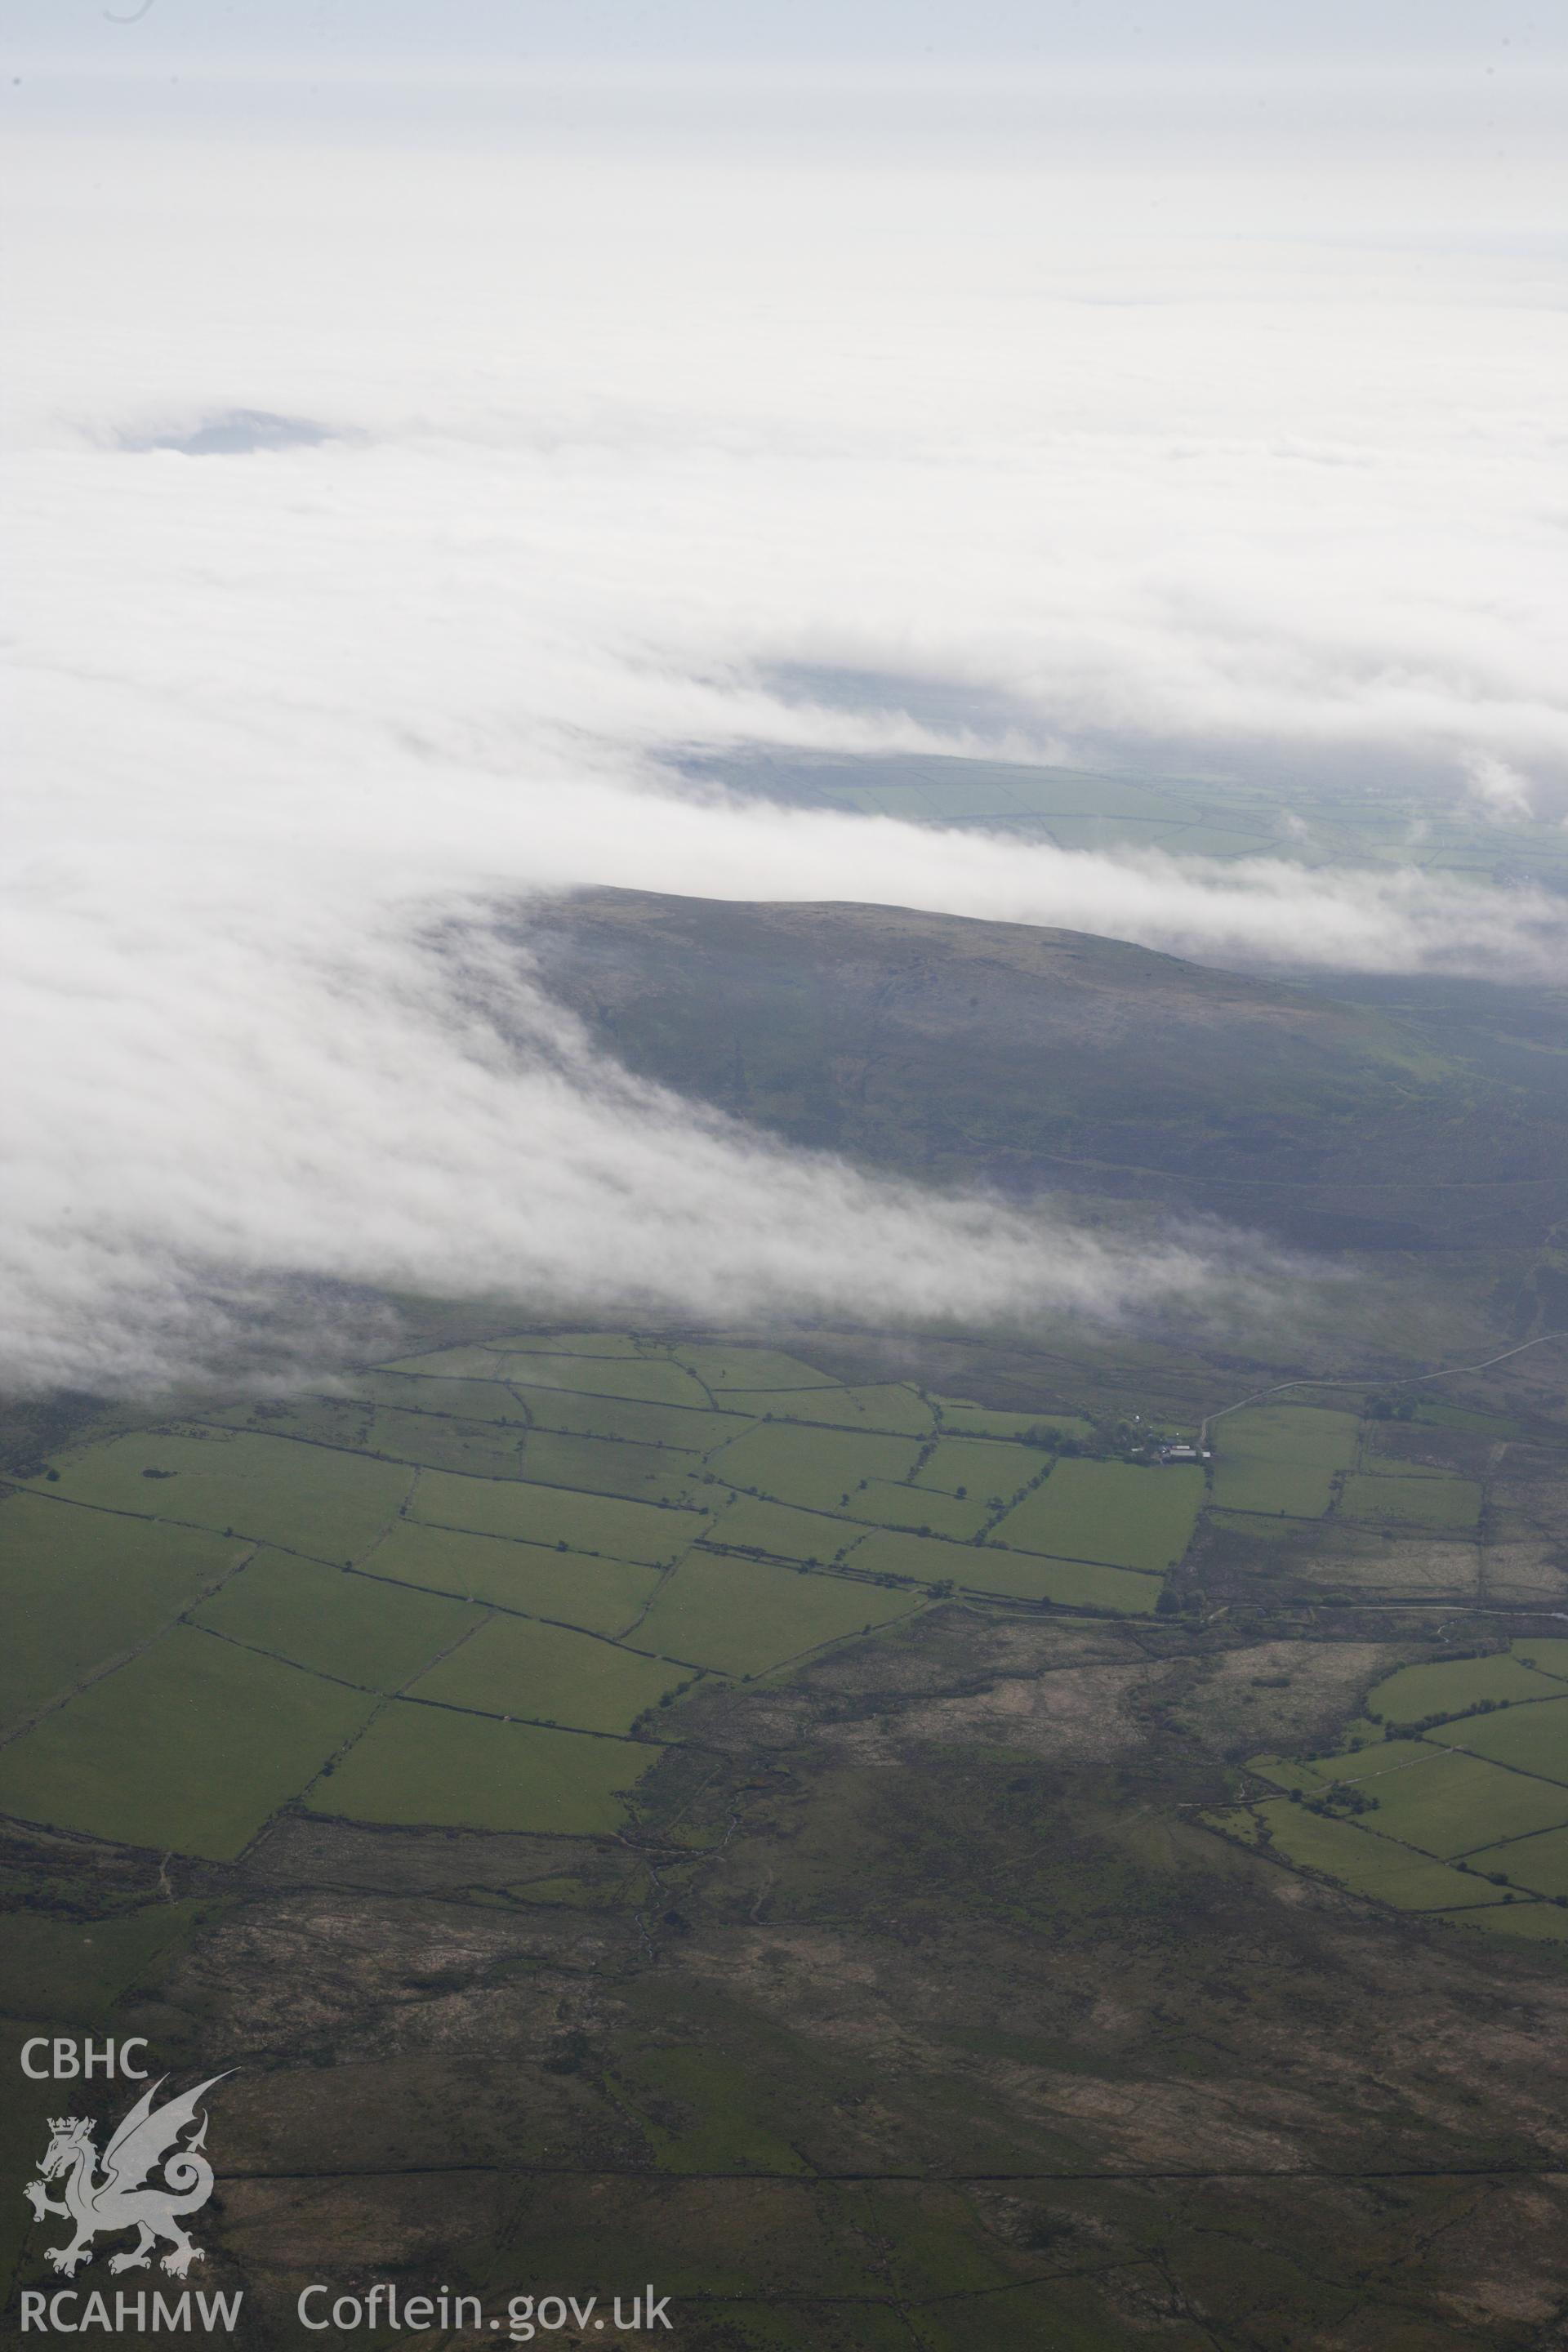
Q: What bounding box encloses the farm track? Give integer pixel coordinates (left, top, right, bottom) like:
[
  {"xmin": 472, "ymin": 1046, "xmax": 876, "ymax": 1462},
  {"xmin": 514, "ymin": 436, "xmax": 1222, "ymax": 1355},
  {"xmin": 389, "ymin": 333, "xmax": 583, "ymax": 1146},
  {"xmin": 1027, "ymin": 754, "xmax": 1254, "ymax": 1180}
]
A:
[{"xmin": 1200, "ymin": 1327, "xmax": 1568, "ymax": 1441}]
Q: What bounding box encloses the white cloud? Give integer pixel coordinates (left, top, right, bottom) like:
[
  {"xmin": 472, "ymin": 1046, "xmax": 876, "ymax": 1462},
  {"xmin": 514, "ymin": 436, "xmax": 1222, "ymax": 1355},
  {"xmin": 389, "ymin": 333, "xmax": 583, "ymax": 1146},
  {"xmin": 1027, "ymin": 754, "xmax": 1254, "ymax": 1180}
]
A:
[
  {"xmin": 1465, "ymin": 752, "xmax": 1535, "ymax": 822},
  {"xmin": 2, "ymin": 869, "xmax": 1269, "ymax": 1392},
  {"xmin": 4, "ymin": 87, "xmax": 1566, "ymax": 1387}
]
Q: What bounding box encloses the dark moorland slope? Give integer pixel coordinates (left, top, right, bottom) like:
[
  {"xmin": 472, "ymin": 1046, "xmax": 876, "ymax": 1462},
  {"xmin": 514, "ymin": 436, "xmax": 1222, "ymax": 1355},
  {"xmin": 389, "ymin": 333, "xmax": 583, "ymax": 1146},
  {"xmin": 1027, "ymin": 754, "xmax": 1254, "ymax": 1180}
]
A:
[{"xmin": 522, "ymin": 889, "xmax": 1568, "ymax": 1252}]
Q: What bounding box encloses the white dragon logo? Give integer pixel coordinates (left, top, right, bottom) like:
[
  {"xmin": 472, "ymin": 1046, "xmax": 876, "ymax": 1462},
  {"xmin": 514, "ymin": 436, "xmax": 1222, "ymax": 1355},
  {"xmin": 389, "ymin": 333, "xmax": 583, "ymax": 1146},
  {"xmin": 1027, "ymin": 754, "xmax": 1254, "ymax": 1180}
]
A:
[{"xmin": 24, "ymin": 2074, "xmax": 230, "ymax": 2279}]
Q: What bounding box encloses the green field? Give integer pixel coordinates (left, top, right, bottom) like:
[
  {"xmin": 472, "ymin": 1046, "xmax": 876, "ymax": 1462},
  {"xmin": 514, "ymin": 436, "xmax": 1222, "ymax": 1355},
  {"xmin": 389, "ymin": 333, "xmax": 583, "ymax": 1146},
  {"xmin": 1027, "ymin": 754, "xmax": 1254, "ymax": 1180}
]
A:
[
  {"xmin": 1211, "ymin": 1459, "xmax": 1337, "ymax": 1517},
  {"xmin": 0, "ymin": 1495, "xmax": 243, "ymax": 1731},
  {"xmin": 1372, "ymin": 1651, "xmax": 1568, "ymax": 1723},
  {"xmin": 210, "ymin": 1395, "xmax": 373, "ymax": 1449},
  {"xmin": 1208, "ymin": 1405, "xmax": 1357, "ymax": 1517},
  {"xmin": 1439, "ymin": 1699, "xmax": 1568, "ymax": 1784},
  {"xmin": 1241, "ymin": 1753, "xmax": 1336, "ymax": 1797},
  {"xmin": 706, "ymin": 1422, "xmax": 923, "ymax": 1514},
  {"xmin": 1216, "ymin": 1405, "xmax": 1360, "ymax": 1468},
  {"xmin": 310, "ymin": 1705, "xmax": 658, "ymax": 1834},
  {"xmin": 381, "ymin": 1345, "xmax": 525, "ymax": 1378},
  {"xmin": 494, "ymin": 1333, "xmax": 652, "ymax": 1356},
  {"xmin": 191, "ymin": 1550, "xmax": 479, "ymax": 1691},
  {"xmin": 408, "ymin": 1469, "xmax": 710, "ymax": 1565},
  {"xmin": 1414, "ymin": 1400, "xmax": 1533, "ymax": 1440},
  {"xmin": 518, "ymin": 1427, "xmax": 704, "ymax": 1504},
  {"xmin": 1247, "ymin": 1746, "xmax": 1568, "ymax": 1858},
  {"xmin": 510, "ymin": 1387, "xmax": 748, "ymax": 1453},
  {"xmin": 911, "ymin": 1437, "xmax": 1045, "ymax": 1506},
  {"xmin": 1250, "ymin": 1801, "xmax": 1510, "ymax": 1909},
  {"xmin": 0, "ymin": 1627, "xmax": 372, "ymax": 1859},
  {"xmin": 1467, "ymin": 1824, "xmax": 1568, "ymax": 1898},
  {"xmin": 1236, "ymin": 1642, "xmax": 1568, "ymax": 1874},
  {"xmin": 1254, "ymin": 1734, "xmax": 1444, "ymax": 1790},
  {"xmin": 674, "ymin": 1346, "xmax": 840, "ymax": 1393},
  {"xmin": 932, "ymin": 1399, "xmax": 1094, "ymax": 1444},
  {"xmin": 492, "ymin": 1352, "xmax": 712, "ymax": 1405},
  {"xmin": 364, "ymin": 1406, "xmax": 530, "ymax": 1480},
  {"xmin": 350, "ymin": 1371, "xmax": 526, "ymax": 1422},
  {"xmin": 848, "ymin": 1526, "xmax": 990, "ymax": 1588},
  {"xmin": 632, "ymin": 1554, "xmax": 923, "ymax": 1675},
  {"xmin": 843, "ymin": 1480, "xmax": 991, "ymax": 1541},
  {"xmin": 29, "ymin": 1429, "xmax": 411, "ymax": 1562},
  {"xmin": 361, "ymin": 1521, "xmax": 660, "ymax": 1634},
  {"xmin": 1340, "ymin": 1472, "xmax": 1483, "ymax": 1530},
  {"xmin": 1434, "ymin": 1904, "xmax": 1568, "ymax": 1943},
  {"xmin": 706, "ymin": 1495, "xmax": 863, "ymax": 1565},
  {"xmin": 408, "ymin": 1615, "xmax": 697, "ymax": 1732},
  {"xmin": 841, "ymin": 1525, "xmax": 1160, "ymax": 1611},
  {"xmin": 992, "ymin": 1459, "xmax": 1201, "ymax": 1570},
  {"xmin": 722, "ymin": 1383, "xmax": 935, "ymax": 1435}
]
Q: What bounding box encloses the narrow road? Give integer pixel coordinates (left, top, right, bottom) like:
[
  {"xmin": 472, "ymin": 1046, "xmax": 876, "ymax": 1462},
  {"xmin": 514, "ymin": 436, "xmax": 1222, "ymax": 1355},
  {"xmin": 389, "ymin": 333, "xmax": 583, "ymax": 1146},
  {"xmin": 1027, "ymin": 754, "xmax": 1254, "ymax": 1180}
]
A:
[{"xmin": 1198, "ymin": 1329, "xmax": 1568, "ymax": 1446}]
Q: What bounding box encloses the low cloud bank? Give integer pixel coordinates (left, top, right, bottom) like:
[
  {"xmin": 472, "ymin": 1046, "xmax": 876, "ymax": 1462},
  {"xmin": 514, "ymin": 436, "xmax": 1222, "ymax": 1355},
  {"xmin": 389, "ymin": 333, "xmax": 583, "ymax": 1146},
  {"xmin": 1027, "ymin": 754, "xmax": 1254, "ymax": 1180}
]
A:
[
  {"xmin": 508, "ymin": 783, "xmax": 1568, "ymax": 979},
  {"xmin": 2, "ymin": 891, "xmax": 1275, "ymax": 1393},
  {"xmin": 8, "ymin": 747, "xmax": 1549, "ymax": 1390},
  {"xmin": 15, "ymin": 732, "xmax": 1536, "ymax": 1391},
  {"xmin": 6, "ymin": 88, "xmax": 1566, "ymax": 1386}
]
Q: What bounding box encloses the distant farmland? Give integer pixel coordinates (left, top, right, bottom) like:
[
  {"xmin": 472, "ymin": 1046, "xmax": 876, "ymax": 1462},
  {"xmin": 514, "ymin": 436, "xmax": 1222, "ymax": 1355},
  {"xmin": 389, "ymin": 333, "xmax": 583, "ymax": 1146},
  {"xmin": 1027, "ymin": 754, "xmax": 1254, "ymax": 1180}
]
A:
[
  {"xmin": 0, "ymin": 1332, "xmax": 1535, "ymax": 1868},
  {"xmin": 0, "ymin": 1333, "xmax": 1196, "ymax": 1856}
]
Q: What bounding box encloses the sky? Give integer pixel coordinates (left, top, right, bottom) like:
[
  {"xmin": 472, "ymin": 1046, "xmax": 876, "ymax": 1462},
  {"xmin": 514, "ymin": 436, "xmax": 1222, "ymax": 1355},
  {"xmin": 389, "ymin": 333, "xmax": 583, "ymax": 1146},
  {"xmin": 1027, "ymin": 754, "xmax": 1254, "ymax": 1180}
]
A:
[
  {"xmin": 4, "ymin": 4, "xmax": 1566, "ymax": 1389},
  {"xmin": 3, "ymin": 0, "xmax": 1557, "ymax": 70}
]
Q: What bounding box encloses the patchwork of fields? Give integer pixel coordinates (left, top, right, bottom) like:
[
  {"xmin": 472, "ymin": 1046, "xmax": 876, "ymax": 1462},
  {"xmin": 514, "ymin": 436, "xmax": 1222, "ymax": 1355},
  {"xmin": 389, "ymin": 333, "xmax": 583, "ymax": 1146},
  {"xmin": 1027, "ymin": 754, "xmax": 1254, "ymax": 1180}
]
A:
[
  {"xmin": 1205, "ymin": 1401, "xmax": 1482, "ymax": 1533},
  {"xmin": 12, "ymin": 1312, "xmax": 1568, "ymax": 2342},
  {"xmin": 1209, "ymin": 1639, "xmax": 1568, "ymax": 1939},
  {"xmin": 0, "ymin": 1334, "xmax": 1548, "ymax": 1876},
  {"xmin": 0, "ymin": 1334, "xmax": 1192, "ymax": 1861},
  {"xmin": 1201, "ymin": 1396, "xmax": 1502, "ymax": 1604}
]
